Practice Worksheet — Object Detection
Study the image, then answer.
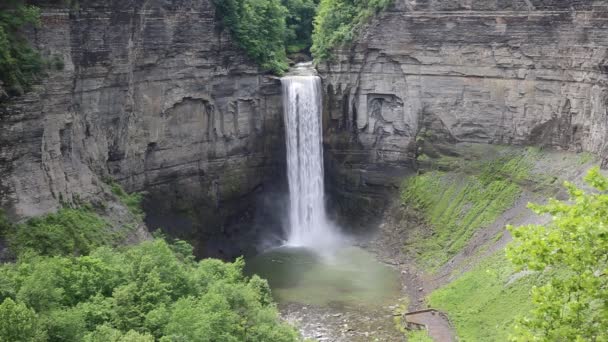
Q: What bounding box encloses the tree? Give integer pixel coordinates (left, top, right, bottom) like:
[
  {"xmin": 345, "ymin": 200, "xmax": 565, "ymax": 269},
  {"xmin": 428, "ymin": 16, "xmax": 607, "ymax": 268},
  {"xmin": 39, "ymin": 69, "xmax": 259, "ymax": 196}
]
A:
[
  {"xmin": 0, "ymin": 239, "xmax": 299, "ymax": 341},
  {"xmin": 282, "ymin": 0, "xmax": 317, "ymax": 53},
  {"xmin": 0, "ymin": 298, "xmax": 46, "ymax": 341},
  {"xmin": 213, "ymin": 0, "xmax": 289, "ymax": 74},
  {"xmin": 507, "ymin": 167, "xmax": 608, "ymax": 341}
]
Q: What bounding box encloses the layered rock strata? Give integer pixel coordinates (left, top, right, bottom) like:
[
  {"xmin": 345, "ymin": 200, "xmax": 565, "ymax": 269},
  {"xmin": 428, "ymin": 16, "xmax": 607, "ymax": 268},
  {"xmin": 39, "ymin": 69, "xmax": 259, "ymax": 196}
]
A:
[
  {"xmin": 0, "ymin": 0, "xmax": 285, "ymax": 255},
  {"xmin": 319, "ymin": 0, "xmax": 608, "ymax": 222}
]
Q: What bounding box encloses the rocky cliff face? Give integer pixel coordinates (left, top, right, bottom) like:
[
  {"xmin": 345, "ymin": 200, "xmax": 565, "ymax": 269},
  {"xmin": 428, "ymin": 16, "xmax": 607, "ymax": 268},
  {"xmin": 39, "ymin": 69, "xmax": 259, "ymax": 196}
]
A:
[
  {"xmin": 0, "ymin": 0, "xmax": 285, "ymax": 256},
  {"xmin": 319, "ymin": 0, "xmax": 608, "ymax": 222}
]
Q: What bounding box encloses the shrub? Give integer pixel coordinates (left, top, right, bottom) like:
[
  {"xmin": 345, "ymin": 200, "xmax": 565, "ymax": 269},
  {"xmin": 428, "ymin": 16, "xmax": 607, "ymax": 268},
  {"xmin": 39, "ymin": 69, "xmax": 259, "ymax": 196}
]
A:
[
  {"xmin": 110, "ymin": 182, "xmax": 144, "ymax": 218},
  {"xmin": 7, "ymin": 208, "xmax": 112, "ymax": 257}
]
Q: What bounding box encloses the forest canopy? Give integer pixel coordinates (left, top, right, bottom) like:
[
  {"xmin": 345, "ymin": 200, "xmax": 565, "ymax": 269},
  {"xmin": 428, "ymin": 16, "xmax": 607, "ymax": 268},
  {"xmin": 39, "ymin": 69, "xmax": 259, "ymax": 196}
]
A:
[
  {"xmin": 213, "ymin": 0, "xmax": 318, "ymax": 74},
  {"xmin": 0, "ymin": 238, "xmax": 299, "ymax": 342},
  {"xmin": 212, "ymin": 0, "xmax": 391, "ymax": 72}
]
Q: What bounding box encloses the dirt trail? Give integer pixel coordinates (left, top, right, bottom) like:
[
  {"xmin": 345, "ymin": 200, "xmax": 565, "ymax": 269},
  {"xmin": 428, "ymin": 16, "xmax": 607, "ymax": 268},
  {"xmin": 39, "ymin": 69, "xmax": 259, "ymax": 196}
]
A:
[{"xmin": 404, "ymin": 310, "xmax": 454, "ymax": 342}]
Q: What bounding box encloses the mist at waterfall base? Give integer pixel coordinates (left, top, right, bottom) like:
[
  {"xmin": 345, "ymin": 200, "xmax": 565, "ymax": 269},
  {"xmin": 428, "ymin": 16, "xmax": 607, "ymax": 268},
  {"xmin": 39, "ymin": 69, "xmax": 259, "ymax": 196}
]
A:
[{"xmin": 245, "ymin": 67, "xmax": 400, "ymax": 310}]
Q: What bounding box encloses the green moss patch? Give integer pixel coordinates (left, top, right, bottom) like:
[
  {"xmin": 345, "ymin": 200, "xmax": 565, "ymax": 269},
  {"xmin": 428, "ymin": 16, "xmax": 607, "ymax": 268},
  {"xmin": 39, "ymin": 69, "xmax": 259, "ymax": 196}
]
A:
[{"xmin": 401, "ymin": 152, "xmax": 532, "ymax": 271}]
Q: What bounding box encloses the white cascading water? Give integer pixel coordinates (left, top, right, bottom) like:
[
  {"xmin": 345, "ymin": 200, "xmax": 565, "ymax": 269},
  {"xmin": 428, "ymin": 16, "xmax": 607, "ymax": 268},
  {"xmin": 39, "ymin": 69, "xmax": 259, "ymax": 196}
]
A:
[{"xmin": 282, "ymin": 64, "xmax": 341, "ymax": 248}]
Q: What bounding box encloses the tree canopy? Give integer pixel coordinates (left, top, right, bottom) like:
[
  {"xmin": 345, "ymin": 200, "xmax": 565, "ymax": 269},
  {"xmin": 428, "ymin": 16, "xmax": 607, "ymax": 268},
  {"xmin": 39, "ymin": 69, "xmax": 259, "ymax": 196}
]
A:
[
  {"xmin": 507, "ymin": 167, "xmax": 608, "ymax": 341},
  {"xmin": 0, "ymin": 239, "xmax": 299, "ymax": 342}
]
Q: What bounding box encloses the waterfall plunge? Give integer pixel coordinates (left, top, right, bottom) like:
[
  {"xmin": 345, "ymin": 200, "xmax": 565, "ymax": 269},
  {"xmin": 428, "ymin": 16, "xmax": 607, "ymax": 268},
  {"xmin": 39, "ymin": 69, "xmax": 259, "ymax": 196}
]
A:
[{"xmin": 281, "ymin": 71, "xmax": 342, "ymax": 249}]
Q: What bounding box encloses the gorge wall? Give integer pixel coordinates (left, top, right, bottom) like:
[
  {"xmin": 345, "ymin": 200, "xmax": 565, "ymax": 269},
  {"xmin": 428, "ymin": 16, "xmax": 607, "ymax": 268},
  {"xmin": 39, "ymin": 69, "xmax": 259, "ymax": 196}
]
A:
[
  {"xmin": 319, "ymin": 0, "xmax": 608, "ymax": 222},
  {"xmin": 0, "ymin": 0, "xmax": 285, "ymax": 256}
]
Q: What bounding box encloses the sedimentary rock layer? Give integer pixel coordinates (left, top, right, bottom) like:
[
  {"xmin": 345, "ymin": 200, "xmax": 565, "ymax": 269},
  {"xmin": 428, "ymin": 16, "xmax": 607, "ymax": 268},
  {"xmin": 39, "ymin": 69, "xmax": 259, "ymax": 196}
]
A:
[
  {"xmin": 319, "ymin": 0, "xmax": 608, "ymax": 220},
  {"xmin": 0, "ymin": 0, "xmax": 284, "ymax": 248}
]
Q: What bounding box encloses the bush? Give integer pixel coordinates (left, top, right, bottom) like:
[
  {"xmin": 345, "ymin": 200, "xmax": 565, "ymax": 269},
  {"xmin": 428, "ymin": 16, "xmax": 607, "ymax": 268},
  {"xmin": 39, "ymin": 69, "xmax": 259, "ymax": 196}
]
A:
[
  {"xmin": 311, "ymin": 0, "xmax": 391, "ymax": 61},
  {"xmin": 0, "ymin": 239, "xmax": 299, "ymax": 341},
  {"xmin": 7, "ymin": 208, "xmax": 112, "ymax": 257},
  {"xmin": 110, "ymin": 182, "xmax": 144, "ymax": 218}
]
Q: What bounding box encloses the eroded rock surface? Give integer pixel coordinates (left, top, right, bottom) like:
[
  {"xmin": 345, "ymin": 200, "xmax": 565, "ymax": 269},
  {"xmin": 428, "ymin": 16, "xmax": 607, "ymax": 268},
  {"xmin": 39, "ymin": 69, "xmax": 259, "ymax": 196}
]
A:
[
  {"xmin": 319, "ymin": 0, "xmax": 608, "ymax": 222},
  {"xmin": 0, "ymin": 0, "xmax": 284, "ymax": 255}
]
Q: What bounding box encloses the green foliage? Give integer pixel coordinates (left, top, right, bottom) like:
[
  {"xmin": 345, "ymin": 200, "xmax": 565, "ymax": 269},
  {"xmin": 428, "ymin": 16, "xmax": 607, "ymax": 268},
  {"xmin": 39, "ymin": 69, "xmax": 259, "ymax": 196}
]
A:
[
  {"xmin": 311, "ymin": 0, "xmax": 391, "ymax": 61},
  {"xmin": 282, "ymin": 0, "xmax": 317, "ymax": 53},
  {"xmin": 83, "ymin": 325, "xmax": 153, "ymax": 342},
  {"xmin": 0, "ymin": 297, "xmax": 46, "ymax": 341},
  {"xmin": 577, "ymin": 151, "xmax": 595, "ymax": 165},
  {"xmin": 214, "ymin": 0, "xmax": 290, "ymax": 74},
  {"xmin": 406, "ymin": 330, "xmax": 434, "ymax": 342},
  {"xmin": 7, "ymin": 208, "xmax": 112, "ymax": 257},
  {"xmin": 401, "ymin": 154, "xmax": 529, "ymax": 271},
  {"xmin": 0, "ymin": 1, "xmax": 43, "ymax": 97},
  {"xmin": 0, "ymin": 239, "xmax": 298, "ymax": 341},
  {"xmin": 0, "ymin": 209, "xmax": 12, "ymax": 239},
  {"xmin": 506, "ymin": 167, "xmax": 608, "ymax": 341},
  {"xmin": 110, "ymin": 182, "xmax": 144, "ymax": 218},
  {"xmin": 428, "ymin": 252, "xmax": 540, "ymax": 342}
]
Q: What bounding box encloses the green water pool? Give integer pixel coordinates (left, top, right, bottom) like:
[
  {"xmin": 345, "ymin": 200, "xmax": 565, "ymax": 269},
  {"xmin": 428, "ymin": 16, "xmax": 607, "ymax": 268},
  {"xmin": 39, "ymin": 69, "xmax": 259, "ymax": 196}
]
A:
[{"xmin": 245, "ymin": 245, "xmax": 401, "ymax": 309}]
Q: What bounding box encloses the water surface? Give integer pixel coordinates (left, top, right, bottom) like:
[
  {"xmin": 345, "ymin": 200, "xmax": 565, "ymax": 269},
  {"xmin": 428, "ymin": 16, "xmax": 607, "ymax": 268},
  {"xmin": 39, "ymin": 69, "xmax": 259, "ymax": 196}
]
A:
[{"xmin": 246, "ymin": 245, "xmax": 401, "ymax": 309}]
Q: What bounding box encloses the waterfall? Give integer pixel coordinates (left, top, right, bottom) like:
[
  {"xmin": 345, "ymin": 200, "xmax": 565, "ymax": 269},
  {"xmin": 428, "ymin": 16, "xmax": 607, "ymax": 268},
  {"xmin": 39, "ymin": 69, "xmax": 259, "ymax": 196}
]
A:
[{"xmin": 282, "ymin": 67, "xmax": 340, "ymax": 248}]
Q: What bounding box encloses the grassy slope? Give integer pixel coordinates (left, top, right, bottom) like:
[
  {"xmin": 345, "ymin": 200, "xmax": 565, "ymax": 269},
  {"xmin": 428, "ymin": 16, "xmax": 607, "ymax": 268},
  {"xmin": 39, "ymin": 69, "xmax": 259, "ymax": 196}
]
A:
[
  {"xmin": 400, "ymin": 145, "xmax": 595, "ymax": 341},
  {"xmin": 401, "ymin": 149, "xmax": 535, "ymax": 271},
  {"xmin": 427, "ymin": 252, "xmax": 537, "ymax": 341}
]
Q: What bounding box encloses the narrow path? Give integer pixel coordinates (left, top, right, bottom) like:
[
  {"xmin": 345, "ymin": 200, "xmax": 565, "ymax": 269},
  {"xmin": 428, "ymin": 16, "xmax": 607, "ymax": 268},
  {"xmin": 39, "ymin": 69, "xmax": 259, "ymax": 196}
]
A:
[{"xmin": 404, "ymin": 310, "xmax": 454, "ymax": 342}]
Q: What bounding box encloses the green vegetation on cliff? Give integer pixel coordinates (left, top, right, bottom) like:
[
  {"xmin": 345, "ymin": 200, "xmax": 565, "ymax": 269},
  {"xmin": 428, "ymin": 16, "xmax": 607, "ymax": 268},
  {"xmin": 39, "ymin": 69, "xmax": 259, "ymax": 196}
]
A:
[
  {"xmin": 0, "ymin": 239, "xmax": 299, "ymax": 341},
  {"xmin": 311, "ymin": 0, "xmax": 391, "ymax": 60},
  {"xmin": 214, "ymin": 0, "xmax": 290, "ymax": 74},
  {"xmin": 283, "ymin": 0, "xmax": 318, "ymax": 53},
  {"xmin": 0, "ymin": 195, "xmax": 297, "ymax": 341},
  {"xmin": 0, "ymin": 1, "xmax": 43, "ymax": 97},
  {"xmin": 401, "ymin": 152, "xmax": 531, "ymax": 271},
  {"xmin": 214, "ymin": 0, "xmax": 391, "ymax": 67},
  {"xmin": 6, "ymin": 208, "xmax": 113, "ymax": 257},
  {"xmin": 213, "ymin": 0, "xmax": 319, "ymax": 73},
  {"xmin": 110, "ymin": 182, "xmax": 144, "ymax": 218}
]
